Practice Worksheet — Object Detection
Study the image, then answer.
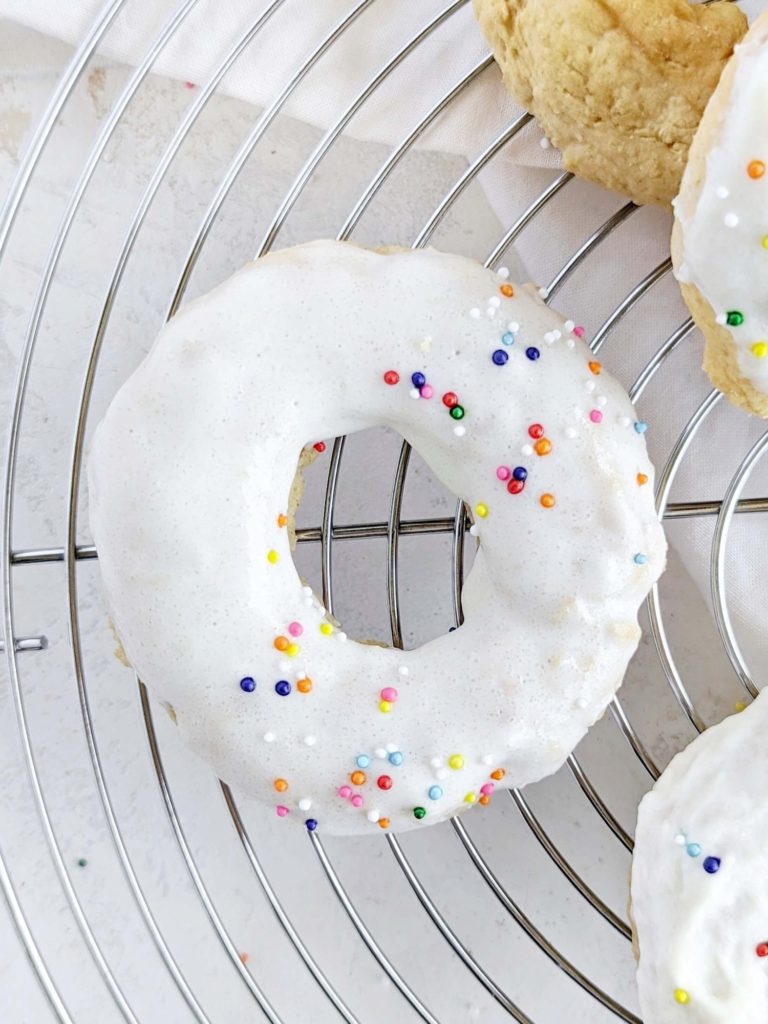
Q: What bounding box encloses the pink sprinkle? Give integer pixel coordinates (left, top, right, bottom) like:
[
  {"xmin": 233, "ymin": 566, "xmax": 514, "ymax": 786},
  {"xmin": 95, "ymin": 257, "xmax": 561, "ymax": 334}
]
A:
[
  {"xmin": 276, "ymin": 805, "xmax": 289, "ymax": 817},
  {"xmin": 288, "ymin": 621, "xmax": 303, "ymax": 637},
  {"xmin": 573, "ymin": 326, "xmax": 585, "ymax": 338},
  {"xmin": 589, "ymin": 410, "xmax": 603, "ymax": 424},
  {"xmin": 350, "ymin": 795, "xmax": 364, "ymax": 808},
  {"xmin": 184, "ymin": 81, "xmax": 196, "ymax": 89},
  {"xmin": 338, "ymin": 785, "xmax": 352, "ymax": 799},
  {"xmin": 380, "ymin": 687, "xmax": 398, "ymax": 702},
  {"xmin": 420, "ymin": 384, "xmax": 434, "ymax": 399},
  {"xmin": 496, "ymin": 466, "xmax": 511, "ymax": 481},
  {"xmin": 480, "ymin": 783, "xmax": 495, "ymax": 796}
]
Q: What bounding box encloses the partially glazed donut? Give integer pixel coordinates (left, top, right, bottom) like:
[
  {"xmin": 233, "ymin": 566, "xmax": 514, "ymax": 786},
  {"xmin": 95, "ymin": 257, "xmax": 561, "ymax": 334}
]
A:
[
  {"xmin": 632, "ymin": 692, "xmax": 768, "ymax": 1023},
  {"xmin": 89, "ymin": 241, "xmax": 666, "ymax": 835}
]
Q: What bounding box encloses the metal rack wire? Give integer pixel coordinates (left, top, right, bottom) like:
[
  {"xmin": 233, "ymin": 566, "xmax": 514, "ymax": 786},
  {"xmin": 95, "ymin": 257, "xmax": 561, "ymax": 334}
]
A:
[{"xmin": 1, "ymin": 1, "xmax": 764, "ymax": 1022}]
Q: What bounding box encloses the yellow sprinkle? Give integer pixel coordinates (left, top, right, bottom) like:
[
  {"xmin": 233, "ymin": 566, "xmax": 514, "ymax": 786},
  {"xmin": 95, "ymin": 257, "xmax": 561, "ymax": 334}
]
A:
[
  {"xmin": 752, "ymin": 342, "xmax": 768, "ymax": 359},
  {"xmin": 448, "ymin": 754, "xmax": 465, "ymax": 771},
  {"xmin": 379, "ymin": 701, "xmax": 392, "ymax": 713},
  {"xmin": 735, "ymin": 701, "xmax": 747, "ymax": 713},
  {"xmin": 286, "ymin": 643, "xmax": 300, "ymax": 657},
  {"xmin": 319, "ymin": 623, "xmax": 333, "ymax": 636},
  {"xmin": 475, "ymin": 503, "xmax": 489, "ymax": 519},
  {"xmin": 464, "ymin": 792, "xmax": 476, "ymax": 804},
  {"xmin": 762, "ymin": 235, "xmax": 768, "ymax": 250},
  {"xmin": 673, "ymin": 989, "xmax": 690, "ymax": 1006},
  {"xmin": 266, "ymin": 549, "xmax": 279, "ymax": 564}
]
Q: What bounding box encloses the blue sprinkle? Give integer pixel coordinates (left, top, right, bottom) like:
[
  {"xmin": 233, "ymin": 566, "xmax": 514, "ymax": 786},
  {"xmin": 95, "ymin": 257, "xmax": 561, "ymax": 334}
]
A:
[
  {"xmin": 687, "ymin": 843, "xmax": 701, "ymax": 858},
  {"xmin": 305, "ymin": 818, "xmax": 318, "ymax": 832},
  {"xmin": 275, "ymin": 680, "xmax": 291, "ymax": 696},
  {"xmin": 634, "ymin": 553, "xmax": 648, "ymax": 566},
  {"xmin": 428, "ymin": 786, "xmax": 444, "ymax": 800},
  {"xmin": 411, "ymin": 371, "xmax": 426, "ymax": 389},
  {"xmin": 239, "ymin": 676, "xmax": 256, "ymax": 693},
  {"xmin": 703, "ymin": 856, "xmax": 721, "ymax": 874},
  {"xmin": 501, "ymin": 331, "xmax": 516, "ymax": 346},
  {"xmin": 388, "ymin": 751, "xmax": 404, "ymax": 766},
  {"xmin": 492, "ymin": 349, "xmax": 509, "ymax": 366},
  {"xmin": 356, "ymin": 754, "xmax": 370, "ymax": 769},
  {"xmin": 634, "ymin": 421, "xmax": 648, "ymax": 434},
  {"xmin": 448, "ymin": 626, "xmax": 457, "ymax": 632},
  {"xmin": 525, "ymin": 347, "xmax": 540, "ymax": 361},
  {"xmin": 512, "ymin": 466, "xmax": 528, "ymax": 482}
]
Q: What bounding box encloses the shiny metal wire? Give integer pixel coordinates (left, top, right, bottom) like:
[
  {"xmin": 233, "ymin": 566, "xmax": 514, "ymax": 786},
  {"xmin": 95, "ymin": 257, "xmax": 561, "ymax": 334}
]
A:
[{"xmin": 1, "ymin": 1, "xmax": 762, "ymax": 1021}]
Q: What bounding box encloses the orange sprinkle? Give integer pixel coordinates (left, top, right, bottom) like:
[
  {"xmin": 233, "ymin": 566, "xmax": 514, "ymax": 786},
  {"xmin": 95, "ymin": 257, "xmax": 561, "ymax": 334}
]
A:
[
  {"xmin": 297, "ymin": 677, "xmax": 313, "ymax": 694},
  {"xmin": 273, "ymin": 778, "xmax": 288, "ymax": 792},
  {"xmin": 274, "ymin": 635, "xmax": 289, "ymax": 651},
  {"xmin": 377, "ymin": 817, "xmax": 390, "ymax": 829},
  {"xmin": 277, "ymin": 513, "xmax": 288, "ymax": 528},
  {"xmin": 588, "ymin": 361, "xmax": 602, "ymax": 375},
  {"xmin": 239, "ymin": 952, "xmax": 249, "ymax": 964},
  {"xmin": 540, "ymin": 493, "xmax": 556, "ymax": 509},
  {"xmin": 637, "ymin": 473, "xmax": 648, "ymax": 486},
  {"xmin": 534, "ymin": 438, "xmax": 552, "ymax": 456},
  {"xmin": 500, "ymin": 283, "xmax": 514, "ymax": 297},
  {"xmin": 490, "ymin": 769, "xmax": 506, "ymax": 781},
  {"xmin": 350, "ymin": 771, "xmax": 366, "ymax": 786},
  {"xmin": 479, "ymin": 795, "xmax": 491, "ymax": 806},
  {"xmin": 748, "ymin": 160, "xmax": 766, "ymax": 180}
]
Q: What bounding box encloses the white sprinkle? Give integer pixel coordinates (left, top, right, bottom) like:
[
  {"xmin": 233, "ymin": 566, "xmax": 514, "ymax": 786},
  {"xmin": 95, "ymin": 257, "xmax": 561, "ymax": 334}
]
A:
[
  {"xmin": 552, "ymin": 329, "xmax": 562, "ymax": 340},
  {"xmin": 430, "ymin": 756, "xmax": 444, "ymax": 769},
  {"xmin": 337, "ymin": 631, "xmax": 348, "ymax": 643},
  {"xmin": 367, "ymin": 810, "xmax": 380, "ymax": 823},
  {"xmin": 436, "ymin": 768, "xmax": 449, "ymax": 780},
  {"xmin": 302, "ymin": 586, "xmax": 313, "ymax": 596},
  {"xmin": 469, "ymin": 307, "xmax": 481, "ymax": 319},
  {"xmin": 584, "ymin": 380, "xmax": 596, "ymax": 393},
  {"xmin": 296, "ymin": 671, "xmax": 307, "ymax": 681},
  {"xmin": 489, "ymin": 296, "xmax": 501, "ymax": 308},
  {"xmin": 674, "ymin": 833, "xmax": 687, "ymax": 846},
  {"xmin": 298, "ymin": 798, "xmax": 312, "ymax": 811},
  {"xmin": 724, "ymin": 212, "xmax": 739, "ymax": 228},
  {"xmin": 544, "ymin": 331, "xmax": 556, "ymax": 345},
  {"xmin": 497, "ymin": 266, "xmax": 510, "ymax": 279},
  {"xmin": 398, "ymin": 666, "xmax": 409, "ymax": 676},
  {"xmin": 486, "ymin": 306, "xmax": 497, "ymax": 319},
  {"xmin": 619, "ymin": 415, "xmax": 631, "ymax": 427},
  {"xmin": 263, "ymin": 732, "xmax": 276, "ymax": 743},
  {"xmin": 565, "ymin": 427, "xmax": 578, "ymax": 439},
  {"xmin": 386, "ymin": 742, "xmax": 398, "ymax": 753},
  {"xmin": 279, "ymin": 659, "xmax": 291, "ymax": 672},
  {"xmin": 539, "ymin": 135, "xmax": 551, "ymax": 149},
  {"xmin": 521, "ymin": 444, "xmax": 533, "ymax": 456},
  {"xmin": 469, "ymin": 524, "xmax": 479, "ymax": 537},
  {"xmin": 409, "ymin": 388, "xmax": 421, "ymax": 400},
  {"xmin": 596, "ymin": 395, "xmax": 608, "ymax": 407},
  {"xmin": 564, "ymin": 320, "xmax": 575, "ymax": 331},
  {"xmin": 508, "ymin": 321, "xmax": 520, "ymax": 333},
  {"xmin": 566, "ymin": 338, "xmax": 575, "ymax": 350},
  {"xmin": 374, "ymin": 747, "xmax": 387, "ymax": 760},
  {"xmin": 716, "ymin": 185, "xmax": 729, "ymax": 199},
  {"xmin": 481, "ymin": 753, "xmax": 494, "ymax": 766},
  {"xmin": 715, "ymin": 313, "xmax": 727, "ymax": 326},
  {"xmin": 538, "ymin": 286, "xmax": 549, "ymax": 299},
  {"xmin": 576, "ymin": 697, "xmax": 588, "ymax": 710},
  {"xmin": 454, "ymin": 425, "xmax": 466, "ymax": 437},
  {"xmin": 304, "ymin": 735, "xmax": 316, "ymax": 746}
]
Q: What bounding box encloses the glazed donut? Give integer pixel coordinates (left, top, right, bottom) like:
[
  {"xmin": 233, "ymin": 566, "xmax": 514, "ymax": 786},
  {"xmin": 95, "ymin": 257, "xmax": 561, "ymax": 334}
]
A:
[
  {"xmin": 88, "ymin": 241, "xmax": 666, "ymax": 836},
  {"xmin": 472, "ymin": 0, "xmax": 747, "ymax": 206},
  {"xmin": 673, "ymin": 11, "xmax": 768, "ymax": 417},
  {"xmin": 632, "ymin": 692, "xmax": 768, "ymax": 1022}
]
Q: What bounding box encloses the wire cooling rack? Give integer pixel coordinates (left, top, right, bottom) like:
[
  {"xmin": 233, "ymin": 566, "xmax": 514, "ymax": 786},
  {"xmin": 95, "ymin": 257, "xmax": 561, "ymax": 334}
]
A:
[{"xmin": 1, "ymin": 1, "xmax": 766, "ymax": 1022}]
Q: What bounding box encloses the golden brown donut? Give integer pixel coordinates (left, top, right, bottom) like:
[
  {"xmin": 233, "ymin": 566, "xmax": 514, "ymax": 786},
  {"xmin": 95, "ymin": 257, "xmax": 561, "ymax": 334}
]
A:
[{"xmin": 472, "ymin": 0, "xmax": 747, "ymax": 206}]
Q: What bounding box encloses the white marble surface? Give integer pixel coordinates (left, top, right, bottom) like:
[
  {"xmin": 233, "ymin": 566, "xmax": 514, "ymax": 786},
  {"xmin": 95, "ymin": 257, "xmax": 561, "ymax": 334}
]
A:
[{"xmin": 0, "ymin": 16, "xmax": 755, "ymax": 1024}]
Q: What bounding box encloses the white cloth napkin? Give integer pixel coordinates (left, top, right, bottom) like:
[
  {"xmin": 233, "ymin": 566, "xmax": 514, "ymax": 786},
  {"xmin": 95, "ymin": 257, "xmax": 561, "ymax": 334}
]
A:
[{"xmin": 4, "ymin": 0, "xmax": 768, "ymax": 701}]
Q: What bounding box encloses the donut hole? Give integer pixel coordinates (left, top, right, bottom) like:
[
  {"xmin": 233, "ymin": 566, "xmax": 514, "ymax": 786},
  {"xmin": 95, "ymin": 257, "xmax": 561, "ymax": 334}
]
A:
[{"xmin": 288, "ymin": 427, "xmax": 476, "ymax": 650}]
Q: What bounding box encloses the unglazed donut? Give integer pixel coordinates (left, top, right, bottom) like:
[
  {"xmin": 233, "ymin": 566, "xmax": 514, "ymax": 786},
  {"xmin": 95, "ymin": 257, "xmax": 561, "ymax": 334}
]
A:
[
  {"xmin": 88, "ymin": 241, "xmax": 666, "ymax": 836},
  {"xmin": 632, "ymin": 692, "xmax": 768, "ymax": 1022},
  {"xmin": 673, "ymin": 11, "xmax": 768, "ymax": 417},
  {"xmin": 472, "ymin": 0, "xmax": 747, "ymax": 206}
]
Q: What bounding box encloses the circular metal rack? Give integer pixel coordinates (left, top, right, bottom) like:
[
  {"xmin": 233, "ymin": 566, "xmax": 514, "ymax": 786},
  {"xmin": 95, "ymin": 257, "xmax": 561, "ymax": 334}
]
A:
[{"xmin": 1, "ymin": 1, "xmax": 765, "ymax": 1022}]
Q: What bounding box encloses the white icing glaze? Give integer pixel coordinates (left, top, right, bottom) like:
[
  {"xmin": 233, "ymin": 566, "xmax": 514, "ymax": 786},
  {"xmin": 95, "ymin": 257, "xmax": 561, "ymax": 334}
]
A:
[
  {"xmin": 633, "ymin": 692, "xmax": 768, "ymax": 1022},
  {"xmin": 674, "ymin": 19, "xmax": 768, "ymax": 391},
  {"xmin": 88, "ymin": 241, "xmax": 665, "ymax": 835}
]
